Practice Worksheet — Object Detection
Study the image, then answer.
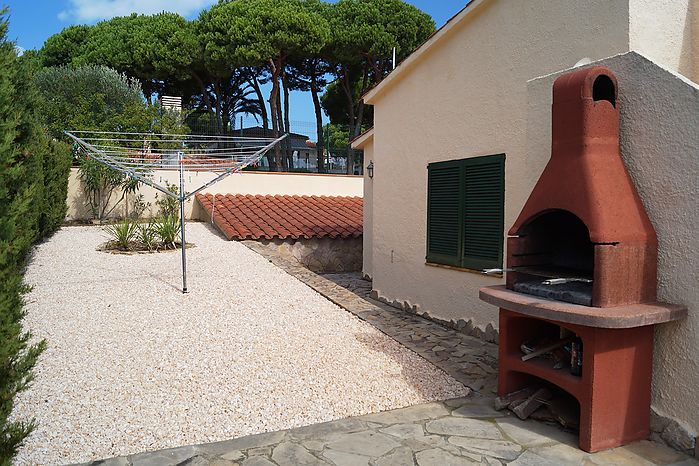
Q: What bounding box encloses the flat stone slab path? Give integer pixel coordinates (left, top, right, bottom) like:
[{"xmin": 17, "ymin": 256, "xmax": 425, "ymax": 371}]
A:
[{"xmin": 83, "ymin": 397, "xmax": 698, "ymax": 466}]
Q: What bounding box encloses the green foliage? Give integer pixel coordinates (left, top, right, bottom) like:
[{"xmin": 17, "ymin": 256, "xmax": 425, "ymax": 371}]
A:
[
  {"xmin": 324, "ymin": 123, "xmax": 351, "ymax": 152},
  {"xmin": 198, "ymin": 0, "xmax": 331, "ymax": 169},
  {"xmin": 320, "ymin": 80, "xmax": 372, "ymax": 127},
  {"xmin": 75, "ymin": 13, "xmax": 199, "ymax": 99},
  {"xmin": 40, "ymin": 140, "xmax": 72, "ymax": 236},
  {"xmin": 155, "ymin": 183, "xmax": 180, "ymax": 218},
  {"xmin": 77, "ymin": 157, "xmax": 132, "ymax": 221},
  {"xmin": 329, "ymin": 0, "xmax": 435, "ymax": 66},
  {"xmin": 103, "ymin": 216, "xmax": 184, "ymax": 252},
  {"xmin": 36, "ymin": 0, "xmax": 434, "ymax": 172},
  {"xmin": 33, "ymin": 64, "xmax": 188, "ymax": 139},
  {"xmin": 104, "ymin": 219, "xmax": 138, "ymax": 250},
  {"xmin": 137, "ymin": 221, "xmax": 159, "ymax": 251},
  {"xmin": 155, "ymin": 215, "xmax": 181, "ymax": 249},
  {"xmin": 0, "ymin": 8, "xmax": 64, "ymax": 462},
  {"xmin": 40, "ymin": 24, "xmax": 92, "ymax": 67},
  {"xmin": 34, "ymin": 65, "xmax": 148, "ymax": 138},
  {"xmin": 199, "ymin": 0, "xmax": 330, "ymax": 67},
  {"xmin": 129, "ymin": 194, "xmax": 150, "ymax": 220}
]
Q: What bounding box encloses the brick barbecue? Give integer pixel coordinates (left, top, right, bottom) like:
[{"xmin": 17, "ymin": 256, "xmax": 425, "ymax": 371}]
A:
[{"xmin": 480, "ymin": 66, "xmax": 687, "ymax": 452}]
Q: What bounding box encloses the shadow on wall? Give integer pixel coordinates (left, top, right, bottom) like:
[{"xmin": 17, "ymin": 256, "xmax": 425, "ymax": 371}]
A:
[{"xmin": 680, "ymin": 0, "xmax": 698, "ymax": 81}]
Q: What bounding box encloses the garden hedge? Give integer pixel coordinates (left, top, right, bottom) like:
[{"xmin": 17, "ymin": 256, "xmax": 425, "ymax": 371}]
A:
[{"xmin": 0, "ymin": 11, "xmax": 72, "ymax": 463}]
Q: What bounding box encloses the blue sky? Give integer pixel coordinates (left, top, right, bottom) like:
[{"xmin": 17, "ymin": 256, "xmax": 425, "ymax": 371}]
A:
[{"xmin": 3, "ymin": 0, "xmax": 466, "ymax": 126}]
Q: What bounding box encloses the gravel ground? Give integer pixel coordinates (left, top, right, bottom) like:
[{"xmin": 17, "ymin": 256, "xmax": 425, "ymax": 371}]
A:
[{"xmin": 11, "ymin": 224, "xmax": 467, "ymax": 465}]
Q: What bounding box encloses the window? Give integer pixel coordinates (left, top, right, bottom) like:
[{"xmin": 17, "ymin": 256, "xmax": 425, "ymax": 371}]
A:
[{"xmin": 427, "ymin": 154, "xmax": 505, "ymax": 270}]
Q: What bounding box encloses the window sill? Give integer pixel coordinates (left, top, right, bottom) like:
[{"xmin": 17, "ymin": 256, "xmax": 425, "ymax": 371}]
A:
[{"xmin": 425, "ymin": 262, "xmax": 503, "ymax": 278}]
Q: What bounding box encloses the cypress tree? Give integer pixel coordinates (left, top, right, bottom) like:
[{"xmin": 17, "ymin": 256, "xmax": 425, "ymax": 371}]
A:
[{"xmin": 0, "ymin": 8, "xmax": 49, "ymax": 463}]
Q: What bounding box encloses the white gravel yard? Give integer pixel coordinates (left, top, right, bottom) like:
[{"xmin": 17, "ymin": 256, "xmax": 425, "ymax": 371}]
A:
[{"xmin": 12, "ymin": 223, "xmax": 467, "ymax": 465}]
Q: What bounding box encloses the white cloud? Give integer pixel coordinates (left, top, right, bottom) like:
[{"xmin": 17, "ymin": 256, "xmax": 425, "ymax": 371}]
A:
[{"xmin": 58, "ymin": 0, "xmax": 216, "ymax": 23}]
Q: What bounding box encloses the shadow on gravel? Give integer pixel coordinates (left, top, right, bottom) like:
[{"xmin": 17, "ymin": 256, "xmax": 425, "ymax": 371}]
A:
[{"xmin": 352, "ymin": 330, "xmax": 470, "ymax": 402}]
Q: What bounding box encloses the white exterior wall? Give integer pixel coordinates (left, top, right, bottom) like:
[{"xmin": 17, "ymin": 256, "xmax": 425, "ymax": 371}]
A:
[
  {"xmin": 66, "ymin": 169, "xmax": 363, "ymax": 220},
  {"xmin": 629, "ymin": 0, "xmax": 698, "ymax": 82},
  {"xmin": 367, "ymin": 0, "xmax": 631, "ymax": 328},
  {"xmin": 527, "ymin": 51, "xmax": 699, "ymax": 445}
]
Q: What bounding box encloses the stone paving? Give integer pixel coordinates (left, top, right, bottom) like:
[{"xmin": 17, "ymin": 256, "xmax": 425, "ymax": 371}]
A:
[
  {"xmin": 79, "ymin": 246, "xmax": 699, "ymax": 466},
  {"xmin": 83, "ymin": 397, "xmax": 698, "ymax": 466}
]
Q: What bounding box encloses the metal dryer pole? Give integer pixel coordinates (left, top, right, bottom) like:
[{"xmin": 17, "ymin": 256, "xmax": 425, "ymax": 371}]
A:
[{"xmin": 178, "ymin": 151, "xmax": 188, "ymax": 294}]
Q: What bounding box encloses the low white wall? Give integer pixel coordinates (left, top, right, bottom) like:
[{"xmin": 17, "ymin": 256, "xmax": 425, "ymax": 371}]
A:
[
  {"xmin": 527, "ymin": 51, "xmax": 699, "ymax": 446},
  {"xmin": 66, "ymin": 169, "xmax": 363, "ymax": 220}
]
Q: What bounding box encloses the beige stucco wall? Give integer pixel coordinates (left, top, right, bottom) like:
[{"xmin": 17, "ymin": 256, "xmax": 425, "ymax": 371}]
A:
[
  {"xmin": 67, "ymin": 169, "xmax": 363, "ymax": 220},
  {"xmin": 527, "ymin": 51, "xmax": 699, "ymax": 447},
  {"xmin": 361, "ymin": 141, "xmax": 374, "ymax": 279},
  {"xmin": 366, "ymin": 0, "xmax": 632, "ymax": 330},
  {"xmin": 629, "ymin": 0, "xmax": 698, "ymax": 83}
]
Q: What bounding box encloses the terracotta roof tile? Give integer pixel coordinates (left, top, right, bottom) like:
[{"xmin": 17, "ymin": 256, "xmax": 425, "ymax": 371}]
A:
[{"xmin": 196, "ymin": 193, "xmax": 363, "ymax": 241}]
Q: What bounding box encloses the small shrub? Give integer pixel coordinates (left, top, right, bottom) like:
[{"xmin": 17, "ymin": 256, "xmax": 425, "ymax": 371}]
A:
[
  {"xmin": 129, "ymin": 194, "xmax": 150, "ymax": 220},
  {"xmin": 138, "ymin": 222, "xmax": 158, "ymax": 251},
  {"xmin": 104, "ymin": 219, "xmax": 138, "ymax": 250},
  {"xmin": 155, "ymin": 215, "xmax": 181, "ymax": 249},
  {"xmin": 155, "ymin": 183, "xmax": 180, "ymax": 218}
]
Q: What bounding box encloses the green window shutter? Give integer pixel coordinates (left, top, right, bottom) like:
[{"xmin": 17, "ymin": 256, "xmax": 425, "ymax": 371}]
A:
[
  {"xmin": 426, "ymin": 160, "xmax": 463, "ymax": 266},
  {"xmin": 461, "ymin": 154, "xmax": 505, "ymax": 270}
]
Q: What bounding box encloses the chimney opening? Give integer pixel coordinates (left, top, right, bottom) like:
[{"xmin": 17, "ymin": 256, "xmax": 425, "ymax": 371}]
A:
[{"xmin": 592, "ymin": 75, "xmax": 616, "ymax": 107}]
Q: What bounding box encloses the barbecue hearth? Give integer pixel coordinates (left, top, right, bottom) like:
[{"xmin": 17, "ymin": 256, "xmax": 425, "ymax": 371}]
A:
[{"xmin": 480, "ymin": 66, "xmax": 687, "ymax": 453}]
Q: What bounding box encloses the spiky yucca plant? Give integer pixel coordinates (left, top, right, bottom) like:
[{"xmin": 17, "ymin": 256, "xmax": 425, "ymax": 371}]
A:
[
  {"xmin": 155, "ymin": 216, "xmax": 181, "ymax": 249},
  {"xmin": 138, "ymin": 222, "xmax": 158, "ymax": 251},
  {"xmin": 104, "ymin": 220, "xmax": 138, "ymax": 250}
]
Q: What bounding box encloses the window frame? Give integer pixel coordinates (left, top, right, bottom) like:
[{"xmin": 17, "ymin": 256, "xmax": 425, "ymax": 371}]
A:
[{"xmin": 426, "ymin": 154, "xmax": 505, "ymax": 271}]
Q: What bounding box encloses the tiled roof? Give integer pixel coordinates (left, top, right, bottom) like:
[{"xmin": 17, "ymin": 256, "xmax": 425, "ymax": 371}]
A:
[{"xmin": 196, "ymin": 193, "xmax": 363, "ymax": 240}]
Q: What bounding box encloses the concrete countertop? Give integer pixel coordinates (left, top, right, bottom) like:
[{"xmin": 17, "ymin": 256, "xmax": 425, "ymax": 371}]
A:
[{"xmin": 480, "ymin": 285, "xmax": 687, "ymax": 329}]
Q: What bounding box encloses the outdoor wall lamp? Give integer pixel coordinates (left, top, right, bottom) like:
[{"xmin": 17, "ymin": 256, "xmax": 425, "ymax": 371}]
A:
[{"xmin": 367, "ymin": 160, "xmax": 374, "ymax": 178}]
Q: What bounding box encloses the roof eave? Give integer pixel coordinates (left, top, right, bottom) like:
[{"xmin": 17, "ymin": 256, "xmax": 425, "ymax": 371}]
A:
[{"xmin": 351, "ymin": 127, "xmax": 375, "ymax": 150}]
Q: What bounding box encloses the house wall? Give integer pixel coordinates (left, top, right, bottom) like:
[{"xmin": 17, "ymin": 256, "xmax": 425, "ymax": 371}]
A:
[
  {"xmin": 362, "ymin": 141, "xmax": 374, "ymax": 279},
  {"xmin": 629, "ymin": 0, "xmax": 698, "ymax": 83},
  {"xmin": 527, "ymin": 51, "xmax": 699, "ymax": 452},
  {"xmin": 66, "ymin": 169, "xmax": 363, "ymax": 220},
  {"xmin": 367, "ymin": 0, "xmax": 631, "ymax": 330}
]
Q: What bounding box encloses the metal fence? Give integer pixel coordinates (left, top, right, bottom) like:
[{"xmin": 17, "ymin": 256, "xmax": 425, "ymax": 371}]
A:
[{"xmin": 184, "ymin": 112, "xmax": 363, "ymax": 175}]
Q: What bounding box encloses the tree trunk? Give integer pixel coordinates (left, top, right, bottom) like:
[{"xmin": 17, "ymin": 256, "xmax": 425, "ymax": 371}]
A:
[
  {"xmin": 250, "ymin": 74, "xmax": 273, "ymax": 169},
  {"xmin": 192, "ymin": 72, "xmax": 216, "ymax": 134},
  {"xmin": 251, "ymin": 75, "xmax": 269, "ymax": 134},
  {"xmin": 213, "ymin": 80, "xmax": 224, "ymax": 134},
  {"xmin": 276, "ymin": 93, "xmax": 286, "ymax": 170},
  {"xmin": 310, "ymin": 73, "xmax": 325, "ymax": 173},
  {"xmin": 268, "ymin": 58, "xmax": 281, "ymax": 171},
  {"xmin": 282, "ymin": 68, "xmax": 293, "ymax": 169},
  {"xmin": 339, "ymin": 65, "xmax": 357, "ymax": 175}
]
